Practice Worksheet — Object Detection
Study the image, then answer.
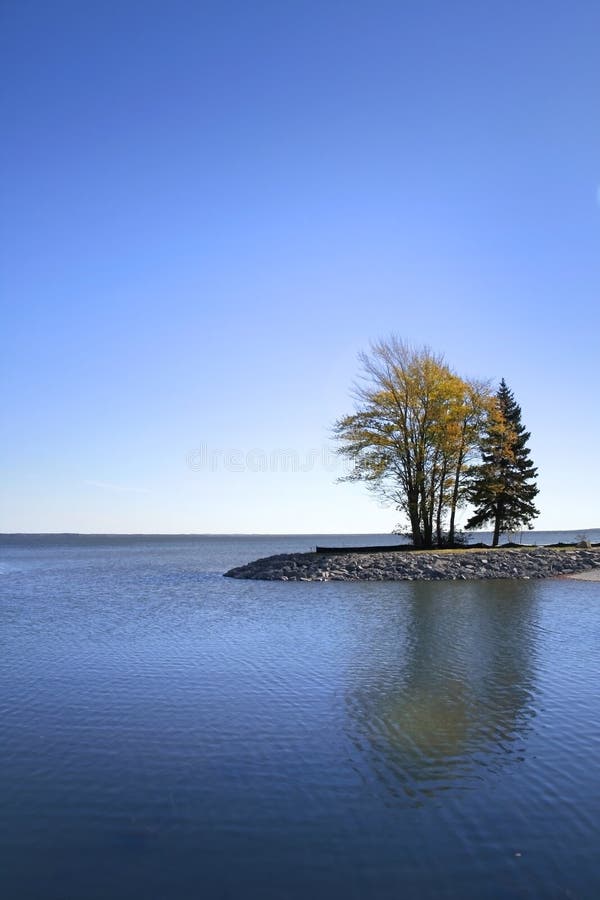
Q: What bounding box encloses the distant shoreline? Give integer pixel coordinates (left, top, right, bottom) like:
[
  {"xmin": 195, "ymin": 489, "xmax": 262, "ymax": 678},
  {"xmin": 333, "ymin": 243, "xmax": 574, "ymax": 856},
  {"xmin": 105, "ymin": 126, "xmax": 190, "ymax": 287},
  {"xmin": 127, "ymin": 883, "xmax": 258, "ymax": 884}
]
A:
[{"xmin": 1, "ymin": 529, "xmax": 599, "ymax": 539}]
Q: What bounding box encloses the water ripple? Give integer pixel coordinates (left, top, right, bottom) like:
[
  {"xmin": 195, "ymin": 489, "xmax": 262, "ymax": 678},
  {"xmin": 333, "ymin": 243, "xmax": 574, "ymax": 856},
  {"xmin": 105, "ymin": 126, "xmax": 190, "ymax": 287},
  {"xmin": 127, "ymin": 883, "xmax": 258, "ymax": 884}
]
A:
[{"xmin": 2, "ymin": 537, "xmax": 600, "ymax": 898}]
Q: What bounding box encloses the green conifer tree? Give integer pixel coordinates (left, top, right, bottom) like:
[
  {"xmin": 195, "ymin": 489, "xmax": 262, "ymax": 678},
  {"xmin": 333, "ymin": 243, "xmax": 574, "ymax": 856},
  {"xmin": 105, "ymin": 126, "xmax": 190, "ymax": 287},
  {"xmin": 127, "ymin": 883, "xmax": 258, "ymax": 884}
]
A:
[{"xmin": 465, "ymin": 379, "xmax": 539, "ymax": 546}]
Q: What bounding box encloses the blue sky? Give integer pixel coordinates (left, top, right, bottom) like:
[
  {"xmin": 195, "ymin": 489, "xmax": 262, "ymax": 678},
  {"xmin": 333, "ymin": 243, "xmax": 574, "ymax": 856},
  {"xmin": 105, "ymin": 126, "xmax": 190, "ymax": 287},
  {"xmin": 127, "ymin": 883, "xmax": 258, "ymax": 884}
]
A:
[{"xmin": 2, "ymin": 0, "xmax": 599, "ymax": 533}]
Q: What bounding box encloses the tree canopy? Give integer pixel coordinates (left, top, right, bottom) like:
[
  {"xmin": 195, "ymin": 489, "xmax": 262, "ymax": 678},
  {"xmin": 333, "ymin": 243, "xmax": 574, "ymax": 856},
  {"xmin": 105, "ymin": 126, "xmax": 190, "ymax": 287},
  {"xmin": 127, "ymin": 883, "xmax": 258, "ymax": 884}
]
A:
[
  {"xmin": 465, "ymin": 379, "xmax": 539, "ymax": 545},
  {"xmin": 334, "ymin": 338, "xmax": 491, "ymax": 549}
]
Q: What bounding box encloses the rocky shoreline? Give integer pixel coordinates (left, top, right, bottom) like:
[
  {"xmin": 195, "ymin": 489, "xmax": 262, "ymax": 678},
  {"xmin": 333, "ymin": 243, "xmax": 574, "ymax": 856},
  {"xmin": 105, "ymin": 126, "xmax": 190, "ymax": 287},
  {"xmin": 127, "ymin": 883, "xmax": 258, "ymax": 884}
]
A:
[{"xmin": 225, "ymin": 546, "xmax": 600, "ymax": 582}]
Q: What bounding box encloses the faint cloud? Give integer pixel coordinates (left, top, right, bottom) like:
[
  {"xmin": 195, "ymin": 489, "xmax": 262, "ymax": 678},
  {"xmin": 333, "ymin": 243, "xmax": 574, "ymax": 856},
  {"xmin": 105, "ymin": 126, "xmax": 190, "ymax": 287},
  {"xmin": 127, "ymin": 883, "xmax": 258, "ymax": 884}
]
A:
[{"xmin": 85, "ymin": 480, "xmax": 150, "ymax": 494}]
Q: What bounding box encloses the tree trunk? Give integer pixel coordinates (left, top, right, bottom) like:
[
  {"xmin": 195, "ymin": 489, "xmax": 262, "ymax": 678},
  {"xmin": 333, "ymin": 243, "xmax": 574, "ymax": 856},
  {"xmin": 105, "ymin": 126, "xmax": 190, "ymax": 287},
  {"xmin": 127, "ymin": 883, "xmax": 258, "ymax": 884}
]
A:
[
  {"xmin": 420, "ymin": 480, "xmax": 433, "ymax": 548},
  {"xmin": 492, "ymin": 502, "xmax": 503, "ymax": 547},
  {"xmin": 411, "ymin": 516, "xmax": 423, "ymax": 548},
  {"xmin": 449, "ymin": 446, "xmax": 466, "ymax": 546},
  {"xmin": 407, "ymin": 490, "xmax": 422, "ymax": 548},
  {"xmin": 436, "ymin": 463, "xmax": 447, "ymax": 547},
  {"xmin": 448, "ymin": 502, "xmax": 457, "ymax": 546}
]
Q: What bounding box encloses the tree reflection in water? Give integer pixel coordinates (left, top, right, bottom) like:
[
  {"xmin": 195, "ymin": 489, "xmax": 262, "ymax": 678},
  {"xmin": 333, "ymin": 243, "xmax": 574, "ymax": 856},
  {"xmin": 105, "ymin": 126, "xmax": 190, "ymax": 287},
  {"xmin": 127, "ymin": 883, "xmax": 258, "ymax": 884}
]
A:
[{"xmin": 345, "ymin": 579, "xmax": 540, "ymax": 804}]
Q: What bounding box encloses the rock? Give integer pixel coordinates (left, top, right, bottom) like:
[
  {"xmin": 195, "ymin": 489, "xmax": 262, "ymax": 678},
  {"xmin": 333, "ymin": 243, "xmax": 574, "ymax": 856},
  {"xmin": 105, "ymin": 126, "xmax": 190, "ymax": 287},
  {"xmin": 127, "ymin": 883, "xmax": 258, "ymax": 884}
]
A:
[{"xmin": 223, "ymin": 547, "xmax": 600, "ymax": 583}]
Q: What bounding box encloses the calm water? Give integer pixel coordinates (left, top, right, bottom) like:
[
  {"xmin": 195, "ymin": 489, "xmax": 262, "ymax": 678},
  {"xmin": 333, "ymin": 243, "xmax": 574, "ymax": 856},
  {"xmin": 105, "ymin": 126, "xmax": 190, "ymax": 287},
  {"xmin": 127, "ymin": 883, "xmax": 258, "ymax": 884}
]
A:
[{"xmin": 2, "ymin": 532, "xmax": 600, "ymax": 899}]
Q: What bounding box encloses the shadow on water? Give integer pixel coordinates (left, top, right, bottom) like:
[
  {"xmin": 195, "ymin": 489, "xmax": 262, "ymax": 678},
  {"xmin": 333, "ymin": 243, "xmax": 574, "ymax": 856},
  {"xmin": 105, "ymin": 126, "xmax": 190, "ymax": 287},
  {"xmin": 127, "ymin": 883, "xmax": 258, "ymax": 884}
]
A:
[{"xmin": 345, "ymin": 579, "xmax": 540, "ymax": 805}]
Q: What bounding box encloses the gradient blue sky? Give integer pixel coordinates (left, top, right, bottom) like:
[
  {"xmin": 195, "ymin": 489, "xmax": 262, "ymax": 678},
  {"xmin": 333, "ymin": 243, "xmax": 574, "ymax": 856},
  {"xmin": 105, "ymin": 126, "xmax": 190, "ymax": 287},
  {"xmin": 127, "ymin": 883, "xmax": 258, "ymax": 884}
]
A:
[{"xmin": 2, "ymin": 0, "xmax": 599, "ymax": 533}]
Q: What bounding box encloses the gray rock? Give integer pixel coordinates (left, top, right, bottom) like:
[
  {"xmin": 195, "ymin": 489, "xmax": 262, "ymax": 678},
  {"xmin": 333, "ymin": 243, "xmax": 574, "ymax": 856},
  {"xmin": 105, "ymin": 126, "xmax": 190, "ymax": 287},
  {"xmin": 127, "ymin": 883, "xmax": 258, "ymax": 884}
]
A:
[{"xmin": 223, "ymin": 547, "xmax": 600, "ymax": 583}]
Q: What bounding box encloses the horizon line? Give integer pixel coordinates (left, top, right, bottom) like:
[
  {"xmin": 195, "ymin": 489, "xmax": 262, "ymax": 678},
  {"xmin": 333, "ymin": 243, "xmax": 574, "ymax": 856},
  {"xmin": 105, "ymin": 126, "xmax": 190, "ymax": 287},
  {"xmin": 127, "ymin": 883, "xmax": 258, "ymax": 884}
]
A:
[{"xmin": 1, "ymin": 528, "xmax": 598, "ymax": 537}]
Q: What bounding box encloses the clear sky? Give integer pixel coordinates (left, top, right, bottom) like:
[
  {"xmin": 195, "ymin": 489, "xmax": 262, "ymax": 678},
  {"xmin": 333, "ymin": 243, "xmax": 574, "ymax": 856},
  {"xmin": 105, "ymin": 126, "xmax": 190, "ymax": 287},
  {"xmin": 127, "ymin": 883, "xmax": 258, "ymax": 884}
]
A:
[{"xmin": 2, "ymin": 0, "xmax": 599, "ymax": 534}]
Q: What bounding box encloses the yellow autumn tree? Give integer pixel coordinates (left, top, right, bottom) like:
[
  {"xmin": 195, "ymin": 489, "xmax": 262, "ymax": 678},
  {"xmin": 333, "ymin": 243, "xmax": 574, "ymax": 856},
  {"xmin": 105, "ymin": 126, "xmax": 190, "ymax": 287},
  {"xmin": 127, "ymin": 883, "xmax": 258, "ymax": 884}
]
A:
[{"xmin": 334, "ymin": 338, "xmax": 491, "ymax": 548}]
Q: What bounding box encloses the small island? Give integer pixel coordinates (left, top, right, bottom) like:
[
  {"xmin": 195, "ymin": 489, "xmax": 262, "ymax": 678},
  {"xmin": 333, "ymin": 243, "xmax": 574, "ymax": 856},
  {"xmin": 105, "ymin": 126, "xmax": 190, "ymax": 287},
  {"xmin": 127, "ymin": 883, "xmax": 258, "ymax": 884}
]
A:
[
  {"xmin": 225, "ymin": 543, "xmax": 600, "ymax": 582},
  {"xmin": 226, "ymin": 340, "xmax": 600, "ymax": 584}
]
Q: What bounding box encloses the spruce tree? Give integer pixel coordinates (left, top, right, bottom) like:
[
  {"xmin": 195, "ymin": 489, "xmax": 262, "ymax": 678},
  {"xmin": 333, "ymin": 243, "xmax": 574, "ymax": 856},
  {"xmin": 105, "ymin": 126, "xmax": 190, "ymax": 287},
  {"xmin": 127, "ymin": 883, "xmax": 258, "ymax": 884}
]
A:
[{"xmin": 465, "ymin": 379, "xmax": 539, "ymax": 546}]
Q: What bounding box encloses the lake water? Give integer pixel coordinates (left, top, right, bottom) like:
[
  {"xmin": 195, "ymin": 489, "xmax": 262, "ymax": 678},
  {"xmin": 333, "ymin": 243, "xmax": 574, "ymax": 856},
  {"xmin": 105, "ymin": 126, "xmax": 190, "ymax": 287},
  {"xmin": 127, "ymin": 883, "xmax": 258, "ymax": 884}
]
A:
[{"xmin": 2, "ymin": 532, "xmax": 600, "ymax": 899}]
